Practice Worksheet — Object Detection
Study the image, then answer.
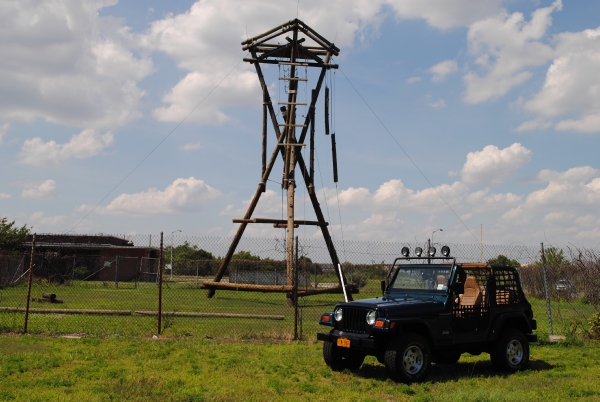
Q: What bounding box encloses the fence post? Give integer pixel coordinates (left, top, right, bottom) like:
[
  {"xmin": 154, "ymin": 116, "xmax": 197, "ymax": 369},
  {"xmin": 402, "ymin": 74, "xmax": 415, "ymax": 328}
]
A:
[
  {"xmin": 158, "ymin": 232, "xmax": 164, "ymax": 335},
  {"xmin": 196, "ymin": 260, "xmax": 199, "ymax": 289},
  {"xmin": 24, "ymin": 233, "xmax": 36, "ymax": 334},
  {"xmin": 115, "ymin": 256, "xmax": 119, "ymax": 289},
  {"xmin": 541, "ymin": 242, "xmax": 554, "ymax": 336}
]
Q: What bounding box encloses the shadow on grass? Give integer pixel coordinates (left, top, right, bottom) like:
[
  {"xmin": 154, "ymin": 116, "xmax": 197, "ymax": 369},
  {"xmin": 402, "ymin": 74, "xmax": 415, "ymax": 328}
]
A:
[{"xmin": 353, "ymin": 358, "xmax": 555, "ymax": 383}]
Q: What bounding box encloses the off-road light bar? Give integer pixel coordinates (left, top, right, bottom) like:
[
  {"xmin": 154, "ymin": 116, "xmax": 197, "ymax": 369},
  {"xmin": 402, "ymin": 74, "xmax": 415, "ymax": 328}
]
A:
[
  {"xmin": 415, "ymin": 247, "xmax": 423, "ymax": 257},
  {"xmin": 428, "ymin": 247, "xmax": 436, "ymax": 257},
  {"xmin": 401, "ymin": 247, "xmax": 410, "ymax": 257},
  {"xmin": 441, "ymin": 245, "xmax": 450, "ymax": 257}
]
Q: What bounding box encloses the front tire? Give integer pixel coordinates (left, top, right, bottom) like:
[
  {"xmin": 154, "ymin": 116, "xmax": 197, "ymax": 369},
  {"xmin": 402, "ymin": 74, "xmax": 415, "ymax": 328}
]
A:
[
  {"xmin": 384, "ymin": 333, "xmax": 431, "ymax": 383},
  {"xmin": 323, "ymin": 341, "xmax": 365, "ymax": 372},
  {"xmin": 490, "ymin": 329, "xmax": 529, "ymax": 372}
]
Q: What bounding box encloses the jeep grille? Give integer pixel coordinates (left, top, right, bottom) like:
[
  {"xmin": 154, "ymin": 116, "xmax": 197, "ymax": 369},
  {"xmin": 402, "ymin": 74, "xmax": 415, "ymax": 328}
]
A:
[{"xmin": 341, "ymin": 308, "xmax": 369, "ymax": 333}]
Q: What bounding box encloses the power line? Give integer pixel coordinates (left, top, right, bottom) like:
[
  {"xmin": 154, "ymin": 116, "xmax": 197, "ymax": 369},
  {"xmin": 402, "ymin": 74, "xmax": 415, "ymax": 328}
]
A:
[
  {"xmin": 67, "ymin": 60, "xmax": 244, "ymax": 233},
  {"xmin": 338, "ymin": 67, "xmax": 478, "ymax": 243}
]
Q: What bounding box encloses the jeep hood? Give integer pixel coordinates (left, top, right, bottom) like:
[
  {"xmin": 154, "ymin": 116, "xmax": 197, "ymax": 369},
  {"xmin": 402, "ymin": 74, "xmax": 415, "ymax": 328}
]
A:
[{"xmin": 340, "ymin": 296, "xmax": 445, "ymax": 317}]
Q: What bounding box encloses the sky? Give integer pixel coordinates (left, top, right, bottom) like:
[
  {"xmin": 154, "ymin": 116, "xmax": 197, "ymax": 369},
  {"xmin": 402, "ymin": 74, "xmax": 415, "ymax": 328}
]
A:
[{"xmin": 1, "ymin": 0, "xmax": 600, "ymax": 248}]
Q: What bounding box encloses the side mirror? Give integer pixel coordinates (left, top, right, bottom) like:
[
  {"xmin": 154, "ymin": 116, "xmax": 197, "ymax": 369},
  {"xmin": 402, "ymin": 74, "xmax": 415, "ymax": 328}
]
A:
[
  {"xmin": 452, "ymin": 282, "xmax": 464, "ymax": 294},
  {"xmin": 380, "ymin": 280, "xmax": 387, "ymax": 295}
]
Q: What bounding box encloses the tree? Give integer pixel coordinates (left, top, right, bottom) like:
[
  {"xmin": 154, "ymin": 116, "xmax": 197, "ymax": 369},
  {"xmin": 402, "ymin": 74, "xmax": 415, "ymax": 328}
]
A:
[
  {"xmin": 0, "ymin": 217, "xmax": 30, "ymax": 253},
  {"xmin": 544, "ymin": 247, "xmax": 568, "ymax": 266},
  {"xmin": 487, "ymin": 255, "xmax": 520, "ymax": 268},
  {"xmin": 231, "ymin": 250, "xmax": 260, "ymax": 261},
  {"xmin": 165, "ymin": 241, "xmax": 214, "ymax": 261}
]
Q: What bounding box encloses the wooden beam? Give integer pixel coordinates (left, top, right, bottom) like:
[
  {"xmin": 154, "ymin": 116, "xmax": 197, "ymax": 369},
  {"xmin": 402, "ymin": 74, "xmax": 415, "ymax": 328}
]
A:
[{"xmin": 232, "ymin": 218, "xmax": 326, "ymax": 226}]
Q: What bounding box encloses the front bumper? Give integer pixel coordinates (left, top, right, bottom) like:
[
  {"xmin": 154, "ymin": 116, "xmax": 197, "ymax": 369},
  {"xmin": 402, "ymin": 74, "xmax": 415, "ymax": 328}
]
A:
[{"xmin": 317, "ymin": 330, "xmax": 376, "ymax": 349}]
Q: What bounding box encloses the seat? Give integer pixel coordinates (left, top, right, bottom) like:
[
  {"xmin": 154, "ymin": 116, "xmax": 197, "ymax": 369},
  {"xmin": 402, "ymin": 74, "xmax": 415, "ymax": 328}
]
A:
[
  {"xmin": 436, "ymin": 275, "xmax": 447, "ymax": 290},
  {"xmin": 459, "ymin": 276, "xmax": 482, "ymax": 306}
]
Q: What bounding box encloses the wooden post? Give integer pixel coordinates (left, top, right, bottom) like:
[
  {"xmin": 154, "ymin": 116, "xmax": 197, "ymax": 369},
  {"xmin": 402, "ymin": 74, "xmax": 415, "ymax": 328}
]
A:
[
  {"xmin": 23, "ymin": 233, "xmax": 36, "ymax": 333},
  {"xmin": 294, "ymin": 235, "xmax": 299, "ymax": 339},
  {"xmin": 262, "ymin": 86, "xmax": 267, "ymax": 182},
  {"xmin": 286, "ymin": 27, "xmax": 298, "ymax": 300},
  {"xmin": 296, "ymin": 153, "xmax": 352, "ymax": 300},
  {"xmin": 158, "ymin": 232, "xmax": 164, "ymax": 335}
]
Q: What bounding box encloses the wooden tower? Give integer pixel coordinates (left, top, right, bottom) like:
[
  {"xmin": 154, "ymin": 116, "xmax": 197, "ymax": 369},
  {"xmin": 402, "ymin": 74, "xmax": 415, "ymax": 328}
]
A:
[{"xmin": 205, "ymin": 19, "xmax": 352, "ymax": 302}]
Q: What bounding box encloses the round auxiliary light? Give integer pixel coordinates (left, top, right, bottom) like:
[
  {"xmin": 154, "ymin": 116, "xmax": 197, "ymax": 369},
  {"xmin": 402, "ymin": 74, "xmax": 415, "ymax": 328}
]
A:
[
  {"xmin": 366, "ymin": 310, "xmax": 377, "ymax": 326},
  {"xmin": 429, "ymin": 246, "xmax": 437, "ymax": 257},
  {"xmin": 441, "ymin": 245, "xmax": 451, "ymax": 257},
  {"xmin": 415, "ymin": 247, "xmax": 423, "ymax": 257},
  {"xmin": 401, "ymin": 246, "xmax": 410, "ymax": 257},
  {"xmin": 334, "ymin": 307, "xmax": 343, "ymax": 322}
]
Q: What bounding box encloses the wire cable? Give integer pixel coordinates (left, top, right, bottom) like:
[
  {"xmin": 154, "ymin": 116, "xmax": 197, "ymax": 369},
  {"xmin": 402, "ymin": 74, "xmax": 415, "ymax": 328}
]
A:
[
  {"xmin": 338, "ymin": 67, "xmax": 478, "ymax": 243},
  {"xmin": 67, "ymin": 59, "xmax": 245, "ymax": 233}
]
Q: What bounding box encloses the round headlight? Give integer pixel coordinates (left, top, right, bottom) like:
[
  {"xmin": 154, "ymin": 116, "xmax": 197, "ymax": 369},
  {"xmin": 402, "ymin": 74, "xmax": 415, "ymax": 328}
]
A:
[
  {"xmin": 366, "ymin": 310, "xmax": 377, "ymax": 326},
  {"xmin": 401, "ymin": 246, "xmax": 410, "ymax": 257},
  {"xmin": 334, "ymin": 307, "xmax": 343, "ymax": 322},
  {"xmin": 415, "ymin": 247, "xmax": 423, "ymax": 257},
  {"xmin": 429, "ymin": 246, "xmax": 436, "ymax": 257},
  {"xmin": 441, "ymin": 245, "xmax": 450, "ymax": 257}
]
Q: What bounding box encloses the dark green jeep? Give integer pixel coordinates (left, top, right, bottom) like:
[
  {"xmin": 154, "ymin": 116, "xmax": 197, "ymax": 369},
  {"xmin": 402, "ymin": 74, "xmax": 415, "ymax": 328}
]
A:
[{"xmin": 317, "ymin": 246, "xmax": 537, "ymax": 383}]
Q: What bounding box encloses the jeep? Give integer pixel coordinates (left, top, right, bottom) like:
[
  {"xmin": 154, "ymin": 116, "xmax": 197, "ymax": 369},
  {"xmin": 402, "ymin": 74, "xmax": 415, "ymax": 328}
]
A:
[{"xmin": 317, "ymin": 246, "xmax": 537, "ymax": 383}]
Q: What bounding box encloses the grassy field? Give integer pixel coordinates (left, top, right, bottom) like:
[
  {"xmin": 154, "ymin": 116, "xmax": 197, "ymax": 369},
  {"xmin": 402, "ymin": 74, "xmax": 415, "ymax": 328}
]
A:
[
  {"xmin": 1, "ymin": 334, "xmax": 599, "ymax": 401},
  {"xmin": 1, "ymin": 279, "xmax": 597, "ymax": 340}
]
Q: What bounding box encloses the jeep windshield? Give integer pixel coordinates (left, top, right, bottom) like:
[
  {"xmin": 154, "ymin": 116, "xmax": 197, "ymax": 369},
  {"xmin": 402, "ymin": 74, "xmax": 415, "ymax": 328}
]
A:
[{"xmin": 390, "ymin": 265, "xmax": 452, "ymax": 292}]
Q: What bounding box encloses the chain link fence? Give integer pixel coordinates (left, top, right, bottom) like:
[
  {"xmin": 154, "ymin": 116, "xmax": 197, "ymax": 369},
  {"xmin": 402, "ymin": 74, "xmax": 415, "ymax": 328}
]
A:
[{"xmin": 1, "ymin": 235, "xmax": 598, "ymax": 341}]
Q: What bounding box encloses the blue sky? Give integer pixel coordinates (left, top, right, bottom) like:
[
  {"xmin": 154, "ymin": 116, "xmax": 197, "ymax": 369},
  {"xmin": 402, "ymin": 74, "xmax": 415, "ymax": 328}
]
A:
[{"xmin": 1, "ymin": 0, "xmax": 600, "ymax": 247}]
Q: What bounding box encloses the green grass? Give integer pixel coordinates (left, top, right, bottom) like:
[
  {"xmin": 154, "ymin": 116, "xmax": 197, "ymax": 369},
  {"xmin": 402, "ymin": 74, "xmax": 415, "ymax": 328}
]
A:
[
  {"xmin": 1, "ymin": 279, "xmax": 597, "ymax": 340},
  {"xmin": 1, "ymin": 335, "xmax": 600, "ymax": 401}
]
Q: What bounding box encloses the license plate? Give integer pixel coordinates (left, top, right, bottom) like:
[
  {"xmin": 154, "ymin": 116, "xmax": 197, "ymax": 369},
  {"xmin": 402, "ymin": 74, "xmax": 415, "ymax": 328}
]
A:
[{"xmin": 337, "ymin": 338, "xmax": 350, "ymax": 348}]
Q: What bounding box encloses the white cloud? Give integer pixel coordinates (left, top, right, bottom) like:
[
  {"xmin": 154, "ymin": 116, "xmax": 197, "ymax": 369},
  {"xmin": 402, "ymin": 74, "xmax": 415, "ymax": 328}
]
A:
[
  {"xmin": 406, "ymin": 76, "xmax": 422, "ymax": 84},
  {"xmin": 520, "ymin": 27, "xmax": 600, "ymax": 133},
  {"xmin": 219, "ymin": 189, "xmax": 282, "ymax": 217},
  {"xmin": 19, "ymin": 129, "xmax": 114, "ymax": 167},
  {"xmin": 0, "ymin": 0, "xmax": 153, "ymax": 129},
  {"xmin": 514, "ymin": 118, "xmax": 552, "ymax": 132},
  {"xmin": 428, "ymin": 99, "xmax": 447, "ymax": 108},
  {"xmin": 385, "ymin": 0, "xmax": 503, "ymax": 29},
  {"xmin": 461, "ymin": 143, "xmax": 532, "ymax": 185},
  {"xmin": 0, "ymin": 122, "xmax": 8, "ymax": 144},
  {"xmin": 0, "ymin": 192, "xmax": 11, "ymax": 199},
  {"xmin": 21, "ymin": 179, "xmax": 57, "ymax": 199},
  {"xmin": 28, "ymin": 212, "xmax": 67, "ymax": 229},
  {"xmin": 430, "ymin": 60, "xmax": 458, "ymax": 82},
  {"xmin": 90, "ymin": 177, "xmax": 221, "ymax": 216},
  {"xmin": 146, "ymin": 0, "xmax": 504, "ymax": 125},
  {"xmin": 152, "ymin": 70, "xmax": 259, "ymax": 125},
  {"xmin": 336, "ymin": 187, "xmax": 371, "ymax": 207},
  {"xmin": 144, "ymin": 0, "xmax": 391, "ymax": 124},
  {"xmin": 463, "ymin": 1, "xmax": 561, "ymax": 104},
  {"xmin": 491, "ymin": 166, "xmax": 600, "ymax": 237},
  {"xmin": 181, "ymin": 142, "xmax": 202, "ymax": 151},
  {"xmin": 526, "ymin": 166, "xmax": 600, "ymax": 208}
]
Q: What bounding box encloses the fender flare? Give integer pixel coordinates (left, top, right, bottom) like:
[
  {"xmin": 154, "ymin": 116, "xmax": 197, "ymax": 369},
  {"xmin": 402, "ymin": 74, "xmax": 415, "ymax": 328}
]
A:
[{"xmin": 488, "ymin": 312, "xmax": 531, "ymax": 341}]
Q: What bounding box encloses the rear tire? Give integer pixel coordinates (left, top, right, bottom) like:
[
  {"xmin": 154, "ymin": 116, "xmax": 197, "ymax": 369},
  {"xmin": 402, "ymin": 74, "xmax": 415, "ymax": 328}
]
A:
[
  {"xmin": 384, "ymin": 333, "xmax": 431, "ymax": 383},
  {"xmin": 490, "ymin": 329, "xmax": 529, "ymax": 372},
  {"xmin": 323, "ymin": 341, "xmax": 365, "ymax": 372}
]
